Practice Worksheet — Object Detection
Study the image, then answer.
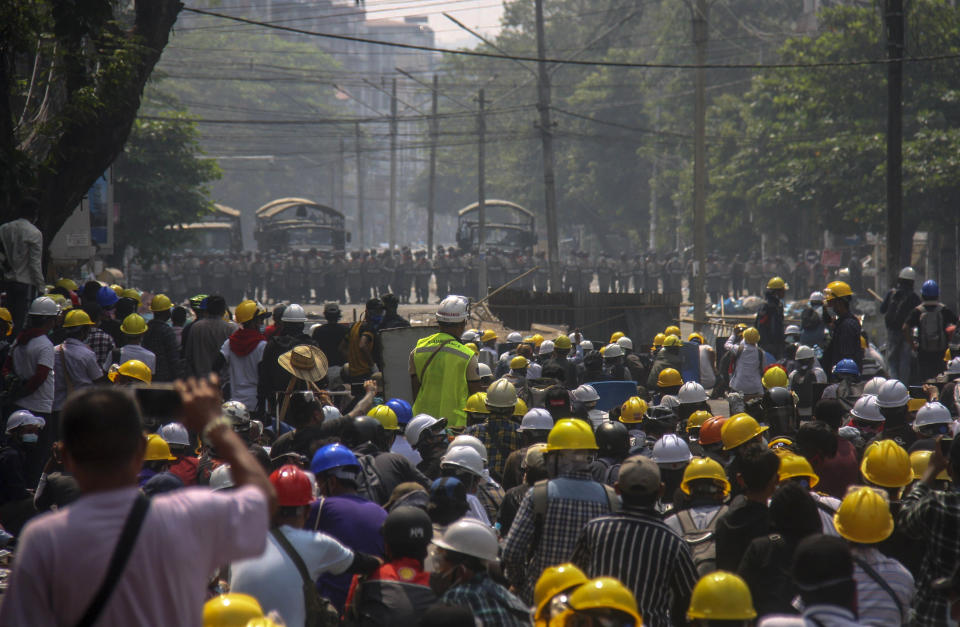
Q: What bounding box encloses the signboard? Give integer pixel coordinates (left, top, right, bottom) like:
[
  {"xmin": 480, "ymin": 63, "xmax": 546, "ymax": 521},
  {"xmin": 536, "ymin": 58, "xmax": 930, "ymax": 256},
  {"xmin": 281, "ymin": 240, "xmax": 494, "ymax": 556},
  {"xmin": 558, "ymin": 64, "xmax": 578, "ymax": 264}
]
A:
[{"xmin": 380, "ymin": 325, "xmax": 437, "ymax": 403}]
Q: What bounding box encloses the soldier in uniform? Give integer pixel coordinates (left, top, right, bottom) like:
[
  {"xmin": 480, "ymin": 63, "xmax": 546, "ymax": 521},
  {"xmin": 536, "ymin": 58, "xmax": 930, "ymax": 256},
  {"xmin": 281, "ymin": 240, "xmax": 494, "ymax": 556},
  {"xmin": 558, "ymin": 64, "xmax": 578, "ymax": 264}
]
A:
[
  {"xmin": 185, "ymin": 254, "xmax": 203, "ymax": 299},
  {"xmin": 664, "ymin": 252, "xmax": 682, "ymax": 295},
  {"xmin": 617, "ymin": 253, "xmax": 630, "ymax": 293},
  {"xmin": 306, "ymin": 250, "xmax": 324, "ymax": 304},
  {"xmin": 448, "ymin": 247, "xmax": 465, "ymax": 294},
  {"xmin": 485, "ymin": 247, "xmax": 503, "ymax": 294},
  {"xmin": 414, "ymin": 250, "xmax": 430, "ymax": 304},
  {"xmin": 395, "ymin": 248, "xmax": 410, "ymax": 304},
  {"xmin": 630, "ymin": 254, "xmax": 644, "ymax": 294},
  {"xmin": 431, "ymin": 247, "xmax": 448, "ymax": 299},
  {"xmin": 533, "ymin": 251, "xmax": 549, "ymax": 293},
  {"xmin": 329, "ymin": 252, "xmax": 345, "ymax": 304},
  {"xmin": 502, "ymin": 249, "xmax": 518, "ymax": 291},
  {"xmin": 706, "ymin": 254, "xmax": 724, "ymax": 305},
  {"xmin": 380, "ymin": 249, "xmax": 395, "ymax": 297},
  {"xmin": 345, "ymin": 252, "xmax": 361, "ymax": 303},
  {"xmin": 645, "ymin": 252, "xmax": 660, "ymax": 294},
  {"xmin": 596, "ymin": 254, "xmax": 613, "ymax": 294},
  {"xmin": 462, "ymin": 249, "xmax": 477, "ymax": 298}
]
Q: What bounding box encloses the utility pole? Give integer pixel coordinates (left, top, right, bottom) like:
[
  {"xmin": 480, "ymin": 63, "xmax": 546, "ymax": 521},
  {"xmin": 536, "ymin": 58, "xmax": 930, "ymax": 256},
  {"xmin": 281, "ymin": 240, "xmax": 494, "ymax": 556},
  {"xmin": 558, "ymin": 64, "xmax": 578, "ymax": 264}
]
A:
[
  {"xmin": 534, "ymin": 0, "xmax": 561, "ymax": 292},
  {"xmin": 355, "ymin": 121, "xmax": 365, "ymax": 249},
  {"xmin": 427, "ymin": 74, "xmax": 439, "ymax": 260},
  {"xmin": 338, "ymin": 136, "xmax": 345, "ymax": 211},
  {"xmin": 885, "ymin": 0, "xmax": 904, "ymax": 287},
  {"xmin": 691, "ymin": 0, "xmax": 708, "ymax": 329},
  {"xmin": 477, "ymin": 88, "xmax": 488, "ymax": 296},
  {"xmin": 649, "ymin": 102, "xmax": 661, "ymax": 252},
  {"xmin": 389, "ymin": 77, "xmax": 398, "ymax": 251}
]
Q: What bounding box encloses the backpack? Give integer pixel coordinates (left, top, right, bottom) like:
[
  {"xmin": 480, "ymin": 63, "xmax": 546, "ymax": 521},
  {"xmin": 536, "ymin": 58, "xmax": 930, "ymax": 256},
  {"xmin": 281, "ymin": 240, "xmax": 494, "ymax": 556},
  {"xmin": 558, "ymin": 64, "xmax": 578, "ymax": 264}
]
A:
[
  {"xmin": 917, "ymin": 304, "xmax": 948, "ymax": 353},
  {"xmin": 528, "ymin": 478, "xmax": 620, "ymax": 559},
  {"xmin": 676, "ymin": 504, "xmax": 729, "ymax": 576},
  {"xmin": 355, "ymin": 454, "xmax": 388, "ymax": 505}
]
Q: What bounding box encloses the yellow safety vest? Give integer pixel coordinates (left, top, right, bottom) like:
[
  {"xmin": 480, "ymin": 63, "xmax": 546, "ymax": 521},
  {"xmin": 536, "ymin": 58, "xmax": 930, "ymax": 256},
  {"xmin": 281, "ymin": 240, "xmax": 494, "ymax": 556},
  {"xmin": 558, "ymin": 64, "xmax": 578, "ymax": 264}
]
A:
[{"xmin": 411, "ymin": 332, "xmax": 473, "ymax": 427}]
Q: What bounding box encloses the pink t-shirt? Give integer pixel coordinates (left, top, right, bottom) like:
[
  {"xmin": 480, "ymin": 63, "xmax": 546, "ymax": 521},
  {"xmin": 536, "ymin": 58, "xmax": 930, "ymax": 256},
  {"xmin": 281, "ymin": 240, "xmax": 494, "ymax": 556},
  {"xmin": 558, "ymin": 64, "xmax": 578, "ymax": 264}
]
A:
[{"xmin": 0, "ymin": 485, "xmax": 268, "ymax": 627}]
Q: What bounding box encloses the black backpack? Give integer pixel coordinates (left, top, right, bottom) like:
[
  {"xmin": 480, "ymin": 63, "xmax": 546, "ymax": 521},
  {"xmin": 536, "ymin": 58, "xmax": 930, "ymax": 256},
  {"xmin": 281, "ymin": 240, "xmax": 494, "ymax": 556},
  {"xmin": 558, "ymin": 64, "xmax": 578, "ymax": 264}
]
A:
[{"xmin": 917, "ymin": 304, "xmax": 948, "ymax": 353}]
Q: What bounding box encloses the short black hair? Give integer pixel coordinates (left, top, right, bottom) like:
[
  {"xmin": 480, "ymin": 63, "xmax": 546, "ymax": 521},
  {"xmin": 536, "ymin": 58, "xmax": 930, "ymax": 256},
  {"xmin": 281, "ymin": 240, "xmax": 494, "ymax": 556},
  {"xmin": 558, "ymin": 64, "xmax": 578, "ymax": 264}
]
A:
[
  {"xmin": 171, "ymin": 306, "xmax": 188, "ymax": 326},
  {"xmin": 813, "ymin": 399, "xmax": 847, "ymax": 432},
  {"xmin": 62, "ymin": 388, "xmax": 145, "ymax": 473},
  {"xmin": 82, "ymin": 302, "xmax": 102, "ymax": 323},
  {"xmin": 737, "ymin": 444, "xmax": 780, "ymax": 492},
  {"xmin": 769, "ymin": 482, "xmax": 821, "ymax": 539},
  {"xmin": 205, "ymin": 295, "xmax": 227, "ymax": 317},
  {"xmin": 793, "ymin": 534, "xmax": 855, "ymax": 607},
  {"xmin": 273, "ymin": 304, "xmax": 286, "ymax": 322},
  {"xmin": 795, "ymin": 420, "xmax": 838, "ymax": 459}
]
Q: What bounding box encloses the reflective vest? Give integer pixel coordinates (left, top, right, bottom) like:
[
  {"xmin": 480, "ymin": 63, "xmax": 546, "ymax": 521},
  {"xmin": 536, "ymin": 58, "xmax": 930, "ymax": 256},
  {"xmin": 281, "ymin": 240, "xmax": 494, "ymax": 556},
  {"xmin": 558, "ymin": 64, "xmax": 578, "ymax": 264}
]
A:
[{"xmin": 411, "ymin": 332, "xmax": 472, "ymax": 427}]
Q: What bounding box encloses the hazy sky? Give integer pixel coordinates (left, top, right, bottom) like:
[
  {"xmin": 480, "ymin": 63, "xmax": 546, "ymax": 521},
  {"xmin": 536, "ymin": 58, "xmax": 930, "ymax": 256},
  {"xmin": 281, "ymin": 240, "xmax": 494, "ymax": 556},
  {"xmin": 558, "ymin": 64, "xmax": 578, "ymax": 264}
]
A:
[{"xmin": 368, "ymin": 0, "xmax": 505, "ymax": 47}]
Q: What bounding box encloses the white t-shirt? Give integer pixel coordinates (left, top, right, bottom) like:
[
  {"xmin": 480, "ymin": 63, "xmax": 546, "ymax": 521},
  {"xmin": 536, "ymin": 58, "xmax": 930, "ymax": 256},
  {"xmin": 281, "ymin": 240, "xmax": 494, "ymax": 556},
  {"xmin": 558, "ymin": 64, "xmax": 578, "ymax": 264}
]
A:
[
  {"xmin": 12, "ymin": 334, "xmax": 55, "ymax": 413},
  {"xmin": 105, "ymin": 344, "xmax": 157, "ymax": 374},
  {"xmin": 220, "ymin": 338, "xmax": 267, "ymax": 410},
  {"xmin": 230, "ymin": 525, "xmax": 354, "ymax": 627},
  {"xmin": 53, "ymin": 338, "xmax": 104, "ymax": 410}
]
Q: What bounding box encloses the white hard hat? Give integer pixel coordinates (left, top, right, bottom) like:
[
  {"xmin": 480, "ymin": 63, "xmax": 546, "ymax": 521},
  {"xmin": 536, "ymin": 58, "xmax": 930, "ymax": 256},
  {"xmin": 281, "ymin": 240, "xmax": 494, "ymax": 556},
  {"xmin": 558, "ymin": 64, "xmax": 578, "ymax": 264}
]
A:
[
  {"xmin": 406, "ymin": 414, "xmax": 445, "ymax": 447},
  {"xmin": 437, "ymin": 295, "xmax": 469, "ymax": 323},
  {"xmin": 915, "ymin": 402, "xmax": 952, "ymax": 427},
  {"xmin": 899, "ymin": 266, "xmax": 917, "ymax": 281},
  {"xmin": 850, "ymin": 394, "xmax": 884, "ymax": 422},
  {"xmin": 460, "ymin": 330, "xmax": 478, "ymax": 343},
  {"xmin": 485, "ymin": 378, "xmax": 518, "ymax": 409},
  {"xmin": 281, "ymin": 303, "xmax": 307, "ymax": 323},
  {"xmin": 433, "ymin": 519, "xmax": 500, "ymax": 562},
  {"xmin": 5, "ymin": 409, "xmax": 45, "ymax": 433},
  {"xmin": 651, "ymin": 433, "xmax": 692, "ymax": 464},
  {"xmin": 579, "ymin": 340, "xmax": 593, "ymax": 351},
  {"xmin": 603, "ymin": 343, "xmax": 624, "ymax": 358},
  {"xmin": 795, "ymin": 345, "xmax": 815, "ymax": 360},
  {"xmin": 809, "ymin": 291, "xmax": 825, "ymax": 303},
  {"xmin": 322, "ymin": 405, "xmax": 343, "ymax": 421},
  {"xmin": 616, "ymin": 336, "xmax": 633, "ymax": 350},
  {"xmin": 876, "ymin": 379, "xmax": 910, "ymax": 408},
  {"xmin": 862, "ymin": 376, "xmax": 887, "ymax": 396},
  {"xmin": 28, "ymin": 296, "xmax": 60, "ymax": 317},
  {"xmin": 947, "ymin": 357, "xmax": 960, "ymax": 375},
  {"xmin": 568, "ymin": 332, "xmax": 578, "ymax": 343},
  {"xmin": 573, "ymin": 384, "xmax": 600, "ymax": 403},
  {"xmin": 222, "ymin": 400, "xmax": 250, "ymax": 423},
  {"xmin": 678, "ymin": 381, "xmax": 708, "ymax": 404},
  {"xmin": 440, "ymin": 445, "xmax": 485, "ymax": 477},
  {"xmin": 209, "ymin": 464, "xmax": 235, "ymax": 491},
  {"xmin": 506, "ymin": 331, "xmax": 523, "ymax": 343},
  {"xmin": 307, "ymin": 323, "xmax": 321, "ymax": 336},
  {"xmin": 477, "ymin": 362, "xmax": 493, "ymax": 378},
  {"xmin": 447, "ymin": 434, "xmax": 488, "ymax": 462},
  {"xmin": 538, "ymin": 340, "xmax": 555, "ymax": 356},
  {"xmin": 518, "ymin": 408, "xmax": 554, "ymax": 431},
  {"xmin": 158, "ymin": 422, "xmax": 190, "ymax": 447},
  {"xmin": 784, "ymin": 325, "xmax": 800, "ymax": 336}
]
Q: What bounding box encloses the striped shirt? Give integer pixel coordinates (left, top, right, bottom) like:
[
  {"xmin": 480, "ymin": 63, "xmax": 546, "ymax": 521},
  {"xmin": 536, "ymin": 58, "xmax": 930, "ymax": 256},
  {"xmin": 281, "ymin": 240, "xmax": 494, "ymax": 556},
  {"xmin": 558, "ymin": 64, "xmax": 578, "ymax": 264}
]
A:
[
  {"xmin": 439, "ymin": 572, "xmax": 530, "ymax": 627},
  {"xmin": 572, "ymin": 505, "xmax": 698, "ymax": 627},
  {"xmin": 851, "ymin": 546, "xmax": 914, "ymax": 626}
]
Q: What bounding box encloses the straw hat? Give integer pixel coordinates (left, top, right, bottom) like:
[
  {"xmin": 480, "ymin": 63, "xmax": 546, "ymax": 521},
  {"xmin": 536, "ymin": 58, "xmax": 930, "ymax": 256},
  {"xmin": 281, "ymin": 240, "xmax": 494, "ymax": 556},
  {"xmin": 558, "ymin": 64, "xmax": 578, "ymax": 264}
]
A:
[{"xmin": 278, "ymin": 345, "xmax": 328, "ymax": 382}]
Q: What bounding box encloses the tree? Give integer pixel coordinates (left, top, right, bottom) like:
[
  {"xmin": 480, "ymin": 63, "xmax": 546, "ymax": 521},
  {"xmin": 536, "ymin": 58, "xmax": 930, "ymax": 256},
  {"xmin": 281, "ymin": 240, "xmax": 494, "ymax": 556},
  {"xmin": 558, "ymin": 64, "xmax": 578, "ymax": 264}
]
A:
[
  {"xmin": 1, "ymin": 1, "xmax": 181, "ymax": 243},
  {"xmin": 113, "ymin": 113, "xmax": 221, "ymax": 263}
]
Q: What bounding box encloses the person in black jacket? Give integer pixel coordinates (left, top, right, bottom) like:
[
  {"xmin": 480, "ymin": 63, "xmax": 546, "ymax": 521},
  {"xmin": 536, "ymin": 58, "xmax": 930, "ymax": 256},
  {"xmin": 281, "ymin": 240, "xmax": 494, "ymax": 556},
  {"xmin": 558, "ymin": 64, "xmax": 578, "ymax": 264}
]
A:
[
  {"xmin": 257, "ymin": 304, "xmax": 317, "ymax": 416},
  {"xmin": 755, "ymin": 277, "xmax": 787, "ymax": 360},
  {"xmin": 880, "ymin": 267, "xmax": 921, "ymax": 381},
  {"xmin": 142, "ymin": 294, "xmax": 184, "ymax": 382},
  {"xmin": 715, "ymin": 444, "xmax": 780, "ymax": 572}
]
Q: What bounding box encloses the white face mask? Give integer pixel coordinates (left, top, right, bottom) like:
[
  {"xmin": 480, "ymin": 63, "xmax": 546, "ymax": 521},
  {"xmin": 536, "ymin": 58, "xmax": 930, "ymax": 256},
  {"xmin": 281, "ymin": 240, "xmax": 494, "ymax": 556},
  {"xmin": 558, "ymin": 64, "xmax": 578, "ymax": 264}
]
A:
[{"xmin": 21, "ymin": 433, "xmax": 38, "ymax": 444}]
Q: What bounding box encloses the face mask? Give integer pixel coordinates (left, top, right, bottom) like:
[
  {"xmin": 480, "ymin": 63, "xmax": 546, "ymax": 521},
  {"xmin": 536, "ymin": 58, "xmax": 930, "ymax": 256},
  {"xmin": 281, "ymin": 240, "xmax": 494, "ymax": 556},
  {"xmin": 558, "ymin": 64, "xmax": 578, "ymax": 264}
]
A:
[
  {"xmin": 369, "ymin": 314, "xmax": 383, "ymax": 325},
  {"xmin": 258, "ymin": 323, "xmax": 266, "ymax": 333},
  {"xmin": 21, "ymin": 433, "xmax": 38, "ymax": 444},
  {"xmin": 428, "ymin": 566, "xmax": 459, "ymax": 596}
]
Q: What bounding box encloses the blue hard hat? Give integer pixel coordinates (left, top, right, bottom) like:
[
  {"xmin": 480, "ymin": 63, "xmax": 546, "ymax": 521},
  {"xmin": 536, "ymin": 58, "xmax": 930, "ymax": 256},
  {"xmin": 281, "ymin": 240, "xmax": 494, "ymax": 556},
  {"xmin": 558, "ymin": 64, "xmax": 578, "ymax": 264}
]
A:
[
  {"xmin": 922, "ymin": 279, "xmax": 939, "ymax": 300},
  {"xmin": 310, "ymin": 443, "xmax": 360, "ymax": 475},
  {"xmin": 833, "ymin": 358, "xmax": 859, "ymax": 376},
  {"xmin": 96, "ymin": 285, "xmax": 119, "ymax": 308},
  {"xmin": 386, "ymin": 398, "xmax": 413, "ymax": 425}
]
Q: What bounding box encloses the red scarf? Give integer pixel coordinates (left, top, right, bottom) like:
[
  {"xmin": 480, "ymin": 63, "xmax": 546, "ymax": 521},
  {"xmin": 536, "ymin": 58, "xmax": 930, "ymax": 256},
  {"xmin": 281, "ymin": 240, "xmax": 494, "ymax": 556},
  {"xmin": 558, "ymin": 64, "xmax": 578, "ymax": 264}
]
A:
[
  {"xmin": 14, "ymin": 328, "xmax": 48, "ymax": 346},
  {"xmin": 228, "ymin": 328, "xmax": 265, "ymax": 357}
]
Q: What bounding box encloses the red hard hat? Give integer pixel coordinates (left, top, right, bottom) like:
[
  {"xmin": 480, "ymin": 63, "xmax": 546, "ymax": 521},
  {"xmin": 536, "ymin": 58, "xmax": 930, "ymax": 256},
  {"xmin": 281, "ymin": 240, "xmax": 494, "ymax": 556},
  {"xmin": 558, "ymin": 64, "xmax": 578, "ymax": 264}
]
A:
[
  {"xmin": 269, "ymin": 464, "xmax": 313, "ymax": 507},
  {"xmin": 698, "ymin": 416, "xmax": 728, "ymax": 446}
]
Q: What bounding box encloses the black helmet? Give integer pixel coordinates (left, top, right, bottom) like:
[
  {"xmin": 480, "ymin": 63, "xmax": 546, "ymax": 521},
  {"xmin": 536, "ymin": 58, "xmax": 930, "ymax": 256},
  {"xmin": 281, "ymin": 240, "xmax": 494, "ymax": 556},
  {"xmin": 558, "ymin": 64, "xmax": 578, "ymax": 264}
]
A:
[
  {"xmin": 595, "ymin": 421, "xmax": 630, "ymax": 458},
  {"xmin": 383, "ymin": 505, "xmax": 433, "ymax": 557},
  {"xmin": 764, "ymin": 386, "xmax": 794, "ymax": 408},
  {"xmin": 342, "ymin": 415, "xmax": 386, "ymax": 450}
]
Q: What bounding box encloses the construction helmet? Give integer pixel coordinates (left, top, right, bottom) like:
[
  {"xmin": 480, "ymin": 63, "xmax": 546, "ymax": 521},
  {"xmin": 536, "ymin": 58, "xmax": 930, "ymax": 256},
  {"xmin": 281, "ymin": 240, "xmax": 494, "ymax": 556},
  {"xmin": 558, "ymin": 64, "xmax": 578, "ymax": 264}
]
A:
[
  {"xmin": 311, "ymin": 443, "xmax": 361, "ymax": 475},
  {"xmin": 915, "ymin": 402, "xmax": 952, "ymax": 428},
  {"xmin": 464, "ymin": 342, "xmax": 479, "ymax": 354},
  {"xmin": 144, "ymin": 433, "xmax": 177, "ymax": 461},
  {"xmin": 721, "ymin": 413, "xmax": 768, "ymax": 451},
  {"xmin": 652, "ymin": 433, "xmax": 693, "ymax": 464},
  {"xmin": 209, "ymin": 466, "xmax": 234, "ymax": 492},
  {"xmin": 506, "ymin": 331, "xmax": 523, "ymax": 343},
  {"xmin": 616, "ymin": 336, "xmax": 633, "ymax": 351},
  {"xmin": 486, "ymin": 379, "xmax": 518, "ymax": 409},
  {"xmin": 850, "ymin": 395, "xmax": 884, "ymax": 422},
  {"xmin": 97, "ymin": 285, "xmax": 119, "ymax": 308},
  {"xmin": 863, "ymin": 377, "xmax": 887, "ymax": 396},
  {"xmin": 610, "ymin": 331, "xmax": 625, "ymax": 343},
  {"xmin": 47, "ymin": 293, "xmax": 69, "ymax": 312},
  {"xmin": 158, "ymin": 422, "xmax": 190, "ymax": 447},
  {"xmin": 533, "ymin": 563, "xmax": 589, "ymax": 620},
  {"xmin": 834, "ymin": 486, "xmax": 894, "ymax": 544},
  {"xmin": 554, "ymin": 334, "xmax": 572, "ymax": 350},
  {"xmin": 63, "ymin": 309, "xmax": 93, "ymax": 328},
  {"xmin": 108, "ymin": 359, "xmax": 152, "ymax": 384},
  {"xmin": 768, "ymin": 437, "xmax": 795, "ymax": 453},
  {"xmin": 461, "ymin": 330, "xmax": 478, "ymax": 343},
  {"xmin": 519, "ymin": 408, "xmax": 555, "ymax": 432},
  {"xmin": 922, "ymin": 280, "xmax": 940, "ymax": 300},
  {"xmin": 546, "ymin": 418, "xmax": 598, "ymax": 452},
  {"xmin": 437, "ymin": 295, "xmax": 469, "ymax": 323},
  {"xmin": 678, "ymin": 381, "xmax": 708, "ymax": 404},
  {"xmin": 687, "ymin": 571, "xmax": 757, "ymax": 621},
  {"xmin": 441, "ymin": 445, "xmax": 485, "ymax": 477},
  {"xmin": 0, "ymin": 308, "xmax": 11, "ymax": 336},
  {"xmin": 270, "ymin": 464, "xmax": 313, "ymax": 507},
  {"xmin": 281, "ymin": 304, "xmax": 307, "ymax": 323},
  {"xmin": 699, "ymin": 416, "xmax": 728, "ymax": 446},
  {"xmin": 120, "ymin": 313, "xmax": 147, "ymax": 335},
  {"xmin": 367, "ymin": 405, "xmax": 399, "ymax": 431},
  {"xmin": 603, "ymin": 343, "xmax": 624, "ymax": 358},
  {"xmin": 762, "ymin": 366, "xmax": 788, "ymax": 390},
  {"xmin": 898, "ymin": 266, "xmax": 917, "ymax": 281},
  {"xmin": 222, "ymin": 400, "xmax": 251, "ymax": 426},
  {"xmin": 567, "ymin": 577, "xmax": 642, "ymax": 624},
  {"xmin": 202, "ymin": 593, "xmax": 264, "ymax": 627},
  {"xmin": 686, "ymin": 410, "xmax": 713, "ymax": 432},
  {"xmin": 514, "ymin": 398, "xmax": 528, "ymax": 417},
  {"xmin": 910, "ymin": 450, "xmax": 950, "ymax": 481},
  {"xmin": 480, "ymin": 329, "xmax": 497, "ymax": 343},
  {"xmin": 664, "ymin": 325, "xmax": 681, "ymax": 338},
  {"xmin": 662, "ymin": 335, "xmax": 682, "ymax": 348},
  {"xmin": 619, "ymin": 397, "xmax": 648, "ymax": 423},
  {"xmin": 510, "ymin": 355, "xmax": 529, "ymax": 370},
  {"xmin": 55, "ymin": 278, "xmax": 78, "ymax": 291},
  {"xmin": 573, "ymin": 384, "xmax": 601, "ymax": 403},
  {"xmin": 688, "ymin": 332, "xmax": 705, "ymax": 344},
  {"xmin": 860, "ymin": 440, "xmax": 913, "ymax": 488},
  {"xmin": 150, "ymin": 294, "xmax": 173, "ymax": 312},
  {"xmin": 777, "ymin": 453, "xmax": 820, "ymax": 488},
  {"xmin": 27, "ymin": 296, "xmax": 60, "ymax": 317},
  {"xmin": 385, "ymin": 398, "xmax": 413, "ymax": 426},
  {"xmin": 652, "ymin": 333, "xmax": 666, "ymax": 348},
  {"xmin": 111, "ymin": 284, "xmax": 124, "ymax": 296},
  {"xmin": 681, "ymin": 457, "xmax": 730, "ymax": 496},
  {"xmin": 120, "ymin": 288, "xmax": 141, "ymax": 304},
  {"xmin": 742, "ymin": 327, "xmax": 760, "ymax": 345},
  {"xmin": 433, "ymin": 518, "xmax": 500, "ymax": 561},
  {"xmin": 463, "ymin": 392, "xmax": 490, "ymax": 414},
  {"xmin": 833, "ymin": 359, "xmax": 859, "ymax": 376},
  {"xmin": 235, "ymin": 300, "xmax": 265, "ymax": 324},
  {"xmin": 766, "ymin": 277, "xmax": 787, "ymax": 291},
  {"xmin": 824, "ymin": 280, "xmax": 853, "ymax": 300},
  {"xmin": 657, "ymin": 368, "xmax": 683, "ymax": 388},
  {"xmin": 795, "ymin": 344, "xmax": 816, "ymax": 360},
  {"xmin": 448, "ymin": 434, "xmax": 488, "ymax": 462},
  {"xmin": 531, "ymin": 333, "xmax": 545, "ymax": 347}
]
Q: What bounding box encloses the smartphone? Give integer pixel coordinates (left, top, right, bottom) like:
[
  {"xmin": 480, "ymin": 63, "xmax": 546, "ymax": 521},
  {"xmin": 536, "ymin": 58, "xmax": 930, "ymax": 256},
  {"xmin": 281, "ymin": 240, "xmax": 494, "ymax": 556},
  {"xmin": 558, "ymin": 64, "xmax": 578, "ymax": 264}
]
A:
[
  {"xmin": 941, "ymin": 438, "xmax": 953, "ymax": 457},
  {"xmin": 133, "ymin": 384, "xmax": 183, "ymax": 424}
]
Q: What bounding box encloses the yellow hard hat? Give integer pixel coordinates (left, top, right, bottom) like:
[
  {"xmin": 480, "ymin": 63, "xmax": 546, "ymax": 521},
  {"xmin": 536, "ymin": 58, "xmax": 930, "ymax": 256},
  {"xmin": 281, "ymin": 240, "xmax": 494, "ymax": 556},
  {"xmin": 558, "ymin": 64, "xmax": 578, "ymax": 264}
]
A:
[
  {"xmin": 662, "ymin": 335, "xmax": 682, "ymax": 348},
  {"xmin": 63, "ymin": 309, "xmax": 94, "ymax": 328},
  {"xmin": 766, "ymin": 276, "xmax": 788, "ymax": 291},
  {"xmin": 367, "ymin": 405, "xmax": 399, "ymax": 431},
  {"xmin": 664, "ymin": 325, "xmax": 681, "ymax": 338},
  {"xmin": 910, "ymin": 450, "xmax": 950, "ymax": 481},
  {"xmin": 107, "ymin": 359, "xmax": 153, "ymax": 384},
  {"xmin": 144, "ymin": 433, "xmax": 177, "ymax": 461},
  {"xmin": 554, "ymin": 335, "xmax": 572, "ymax": 350},
  {"xmin": 546, "ymin": 418, "xmax": 598, "ymax": 452},
  {"xmin": 777, "ymin": 453, "xmax": 819, "ymax": 488},
  {"xmin": 510, "ymin": 355, "xmax": 529, "ymax": 370},
  {"xmin": 0, "ymin": 308, "xmax": 11, "ymax": 336},
  {"xmin": 55, "ymin": 278, "xmax": 78, "ymax": 291},
  {"xmin": 110, "ymin": 284, "xmax": 124, "ymax": 295},
  {"xmin": 762, "ymin": 366, "xmax": 788, "ymax": 389},
  {"xmin": 721, "ymin": 413, "xmax": 768, "ymax": 451},
  {"xmin": 235, "ymin": 300, "xmax": 266, "ymax": 324},
  {"xmin": 768, "ymin": 437, "xmax": 795, "ymax": 453},
  {"xmin": 465, "ymin": 342, "xmax": 479, "ymax": 354},
  {"xmin": 203, "ymin": 593, "xmax": 264, "ymax": 627},
  {"xmin": 687, "ymin": 571, "xmax": 757, "ymax": 621},
  {"xmin": 686, "ymin": 410, "xmax": 713, "ymax": 432},
  {"xmin": 681, "ymin": 457, "xmax": 730, "ymax": 496},
  {"xmin": 463, "ymin": 392, "xmax": 491, "ymax": 414},
  {"xmin": 245, "ymin": 620, "xmax": 283, "ymax": 627},
  {"xmin": 150, "ymin": 293, "xmax": 173, "ymax": 312},
  {"xmin": 120, "ymin": 313, "xmax": 147, "ymax": 335},
  {"xmin": 860, "ymin": 440, "xmax": 913, "ymax": 488},
  {"xmin": 567, "ymin": 577, "xmax": 641, "ymax": 624},
  {"xmin": 514, "ymin": 398, "xmax": 528, "ymax": 417},
  {"xmin": 652, "ymin": 333, "xmax": 666, "ymax": 348},
  {"xmin": 824, "ymin": 280, "xmax": 853, "ymax": 300},
  {"xmin": 610, "ymin": 331, "xmax": 625, "ymax": 343},
  {"xmin": 480, "ymin": 329, "xmax": 498, "ymax": 343},
  {"xmin": 533, "ymin": 563, "xmax": 589, "ymax": 620},
  {"xmin": 657, "ymin": 367, "xmax": 683, "ymax": 388},
  {"xmin": 619, "ymin": 397, "xmax": 648, "ymax": 423},
  {"xmin": 688, "ymin": 332, "xmax": 705, "ymax": 344},
  {"xmin": 743, "ymin": 327, "xmax": 760, "ymax": 345},
  {"xmin": 48, "ymin": 293, "xmax": 68, "ymax": 309},
  {"xmin": 834, "ymin": 486, "xmax": 894, "ymax": 544},
  {"xmin": 531, "ymin": 333, "xmax": 544, "ymax": 347},
  {"xmin": 120, "ymin": 288, "xmax": 141, "ymax": 304}
]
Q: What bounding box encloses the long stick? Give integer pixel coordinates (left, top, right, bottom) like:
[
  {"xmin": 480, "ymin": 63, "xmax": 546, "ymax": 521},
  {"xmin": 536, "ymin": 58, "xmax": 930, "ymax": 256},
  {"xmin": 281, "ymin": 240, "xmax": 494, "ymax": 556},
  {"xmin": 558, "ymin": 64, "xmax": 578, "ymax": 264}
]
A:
[{"xmin": 474, "ymin": 266, "xmax": 540, "ymax": 306}]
